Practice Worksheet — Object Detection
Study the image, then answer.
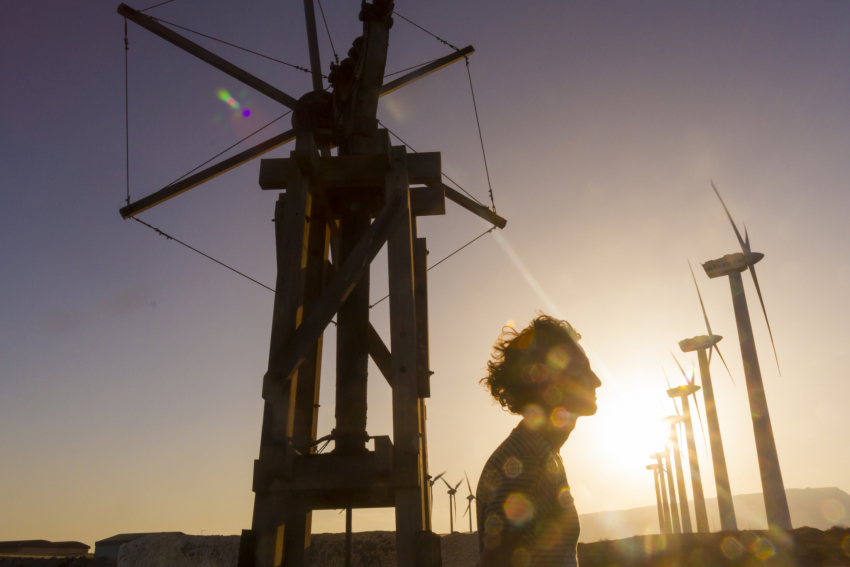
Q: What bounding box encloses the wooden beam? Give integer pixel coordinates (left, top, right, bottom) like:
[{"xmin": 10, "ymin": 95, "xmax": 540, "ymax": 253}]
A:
[
  {"xmin": 443, "ymin": 184, "xmax": 507, "ymax": 229},
  {"xmin": 259, "ymin": 152, "xmax": 440, "ymax": 190},
  {"xmin": 324, "ymin": 259, "xmax": 394, "ymax": 388},
  {"xmin": 368, "ymin": 324, "xmax": 393, "ymax": 386},
  {"xmin": 120, "ymin": 129, "xmax": 295, "ymax": 219},
  {"xmin": 301, "ymin": 0, "xmax": 324, "ymax": 93},
  {"xmin": 118, "ymin": 4, "xmax": 300, "ymax": 110},
  {"xmin": 262, "ymin": 190, "xmax": 409, "ymax": 404},
  {"xmin": 380, "ymin": 45, "xmax": 475, "ymax": 97}
]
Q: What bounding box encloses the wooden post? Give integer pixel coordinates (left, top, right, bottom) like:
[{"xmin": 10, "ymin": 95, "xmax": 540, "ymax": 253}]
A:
[
  {"xmin": 386, "ymin": 145, "xmax": 425, "ymax": 565},
  {"xmin": 333, "ymin": 202, "xmax": 372, "ymax": 454},
  {"xmin": 697, "ymin": 348, "xmax": 738, "ymax": 531},
  {"xmin": 413, "ymin": 237, "xmax": 433, "ymax": 531},
  {"xmin": 250, "ymin": 182, "xmax": 311, "ymax": 567},
  {"xmin": 728, "ymin": 271, "xmax": 792, "ymax": 530}
]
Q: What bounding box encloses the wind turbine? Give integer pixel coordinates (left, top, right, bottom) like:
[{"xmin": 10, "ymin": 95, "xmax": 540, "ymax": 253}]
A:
[
  {"xmin": 462, "ymin": 471, "xmax": 476, "ymax": 534},
  {"xmin": 646, "ymin": 463, "xmax": 668, "ymax": 534},
  {"xmin": 441, "ymin": 477, "xmax": 463, "ymax": 534},
  {"xmin": 428, "ymin": 471, "xmax": 446, "ymax": 517},
  {"xmin": 679, "ymin": 261, "xmax": 738, "ymax": 531},
  {"xmin": 650, "ymin": 446, "xmax": 682, "ymax": 534},
  {"xmin": 650, "ymin": 452, "xmax": 673, "ymax": 534},
  {"xmin": 702, "ymin": 182, "xmax": 792, "ymax": 530},
  {"xmin": 662, "ymin": 415, "xmax": 692, "ymax": 533},
  {"xmin": 668, "ymin": 354, "xmax": 710, "ymax": 533}
]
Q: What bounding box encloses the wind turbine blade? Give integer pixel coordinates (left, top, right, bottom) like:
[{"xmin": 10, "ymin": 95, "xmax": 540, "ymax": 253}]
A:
[
  {"xmin": 463, "ymin": 503, "xmax": 470, "ymax": 518},
  {"xmin": 689, "ymin": 260, "xmax": 713, "ymax": 336},
  {"xmin": 465, "ymin": 471, "xmax": 472, "ymax": 494},
  {"xmin": 744, "ymin": 225, "xmax": 751, "ymax": 253},
  {"xmin": 662, "ymin": 367, "xmax": 672, "ymax": 390},
  {"xmin": 670, "ymin": 352, "xmax": 690, "ymax": 383},
  {"xmin": 441, "ymin": 477, "xmax": 452, "ymax": 490},
  {"xmin": 711, "ymin": 180, "xmax": 748, "ymax": 253},
  {"xmin": 748, "ymin": 263, "xmax": 782, "ymax": 376},
  {"xmin": 432, "ymin": 471, "xmax": 446, "ymax": 485},
  {"xmin": 713, "ymin": 343, "xmax": 736, "ymax": 387},
  {"xmin": 454, "ymin": 479, "xmax": 464, "ymax": 491},
  {"xmin": 691, "ymin": 361, "xmax": 696, "ymax": 386}
]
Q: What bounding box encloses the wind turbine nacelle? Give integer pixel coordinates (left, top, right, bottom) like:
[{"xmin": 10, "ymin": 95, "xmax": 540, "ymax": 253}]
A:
[
  {"xmin": 702, "ymin": 252, "xmax": 764, "ymax": 278},
  {"xmin": 666, "ymin": 384, "xmax": 700, "ymax": 398},
  {"xmin": 679, "ymin": 334, "xmax": 722, "ymax": 352}
]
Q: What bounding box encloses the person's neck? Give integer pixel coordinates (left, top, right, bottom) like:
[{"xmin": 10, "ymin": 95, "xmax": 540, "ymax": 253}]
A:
[{"xmin": 520, "ymin": 417, "xmax": 577, "ymax": 450}]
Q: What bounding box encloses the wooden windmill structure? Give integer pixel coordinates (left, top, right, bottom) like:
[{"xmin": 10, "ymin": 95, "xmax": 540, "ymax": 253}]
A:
[{"xmin": 117, "ymin": 1, "xmax": 506, "ymax": 566}]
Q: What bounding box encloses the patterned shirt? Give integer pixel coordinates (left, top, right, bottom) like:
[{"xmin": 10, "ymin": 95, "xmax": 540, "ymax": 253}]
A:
[{"xmin": 476, "ymin": 425, "xmax": 580, "ymax": 567}]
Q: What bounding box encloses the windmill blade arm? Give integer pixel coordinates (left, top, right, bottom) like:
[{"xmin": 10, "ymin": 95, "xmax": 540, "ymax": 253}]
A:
[
  {"xmin": 444, "ymin": 185, "xmax": 507, "ymax": 228},
  {"xmin": 748, "ymin": 264, "xmax": 781, "ymax": 376},
  {"xmin": 118, "ymin": 4, "xmax": 299, "ymax": 109},
  {"xmin": 119, "ymin": 129, "xmax": 296, "ymax": 219},
  {"xmin": 380, "ymin": 45, "xmax": 475, "ymax": 97}
]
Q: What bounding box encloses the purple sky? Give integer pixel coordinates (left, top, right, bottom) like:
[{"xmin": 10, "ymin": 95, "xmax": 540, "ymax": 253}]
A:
[{"xmin": 2, "ymin": 0, "xmax": 849, "ymax": 547}]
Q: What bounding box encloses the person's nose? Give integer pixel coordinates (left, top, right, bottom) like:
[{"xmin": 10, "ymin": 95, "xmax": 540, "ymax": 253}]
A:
[{"xmin": 590, "ymin": 370, "xmax": 601, "ymax": 389}]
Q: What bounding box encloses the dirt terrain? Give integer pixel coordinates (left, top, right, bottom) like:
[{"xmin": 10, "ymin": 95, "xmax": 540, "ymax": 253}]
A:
[{"xmin": 2, "ymin": 526, "xmax": 847, "ymax": 567}]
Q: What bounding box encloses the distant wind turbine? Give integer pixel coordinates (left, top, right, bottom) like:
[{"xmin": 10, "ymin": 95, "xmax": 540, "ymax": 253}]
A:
[
  {"xmin": 462, "ymin": 471, "xmax": 476, "ymax": 534},
  {"xmin": 649, "ymin": 452, "xmax": 673, "ymax": 534},
  {"xmin": 701, "ymin": 182, "xmax": 792, "ymax": 530},
  {"xmin": 662, "ymin": 415, "xmax": 692, "ymax": 533},
  {"xmin": 441, "ymin": 477, "xmax": 463, "ymax": 534},
  {"xmin": 678, "ymin": 261, "xmax": 739, "ymax": 531},
  {"xmin": 646, "ymin": 463, "xmax": 667, "ymax": 534}
]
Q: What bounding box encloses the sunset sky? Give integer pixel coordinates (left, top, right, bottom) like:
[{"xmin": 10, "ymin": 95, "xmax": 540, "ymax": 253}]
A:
[{"xmin": 2, "ymin": 0, "xmax": 849, "ymax": 548}]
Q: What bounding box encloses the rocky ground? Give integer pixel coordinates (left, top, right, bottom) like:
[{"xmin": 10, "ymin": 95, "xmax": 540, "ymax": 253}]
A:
[{"xmin": 2, "ymin": 526, "xmax": 847, "ymax": 567}]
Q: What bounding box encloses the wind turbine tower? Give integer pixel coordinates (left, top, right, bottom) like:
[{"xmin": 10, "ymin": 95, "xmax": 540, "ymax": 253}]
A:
[
  {"xmin": 678, "ymin": 261, "xmax": 738, "ymax": 531},
  {"xmin": 663, "ymin": 415, "xmax": 693, "ymax": 533},
  {"xmin": 702, "ymin": 183, "xmax": 792, "ymax": 530},
  {"xmin": 650, "ymin": 453, "xmax": 673, "ymax": 534},
  {"xmin": 646, "ymin": 463, "xmax": 667, "ymax": 534}
]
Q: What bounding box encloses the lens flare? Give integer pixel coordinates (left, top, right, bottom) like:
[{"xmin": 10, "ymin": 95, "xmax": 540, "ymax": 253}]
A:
[
  {"xmin": 755, "ymin": 538, "xmax": 776, "ymax": 560},
  {"xmin": 551, "ymin": 406, "xmax": 571, "ymax": 428},
  {"xmin": 511, "ymin": 547, "xmax": 530, "ymax": 567},
  {"xmin": 841, "ymin": 535, "xmax": 850, "ymax": 557},
  {"xmin": 504, "ymin": 493, "xmax": 534, "ymax": 525},
  {"xmin": 522, "ymin": 404, "xmax": 545, "ymax": 430},
  {"xmin": 503, "ymin": 457, "xmax": 523, "ymax": 479},
  {"xmin": 217, "ymin": 89, "xmax": 251, "ymax": 117},
  {"xmin": 822, "ymin": 499, "xmax": 846, "ymax": 523},
  {"xmin": 721, "ymin": 537, "xmax": 743, "ymax": 559}
]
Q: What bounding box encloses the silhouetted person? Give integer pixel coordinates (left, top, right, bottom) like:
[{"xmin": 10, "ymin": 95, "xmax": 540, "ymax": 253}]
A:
[{"xmin": 476, "ymin": 314, "xmax": 602, "ymax": 567}]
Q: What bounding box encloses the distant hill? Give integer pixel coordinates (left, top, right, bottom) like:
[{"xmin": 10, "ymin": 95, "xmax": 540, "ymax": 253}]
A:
[{"xmin": 578, "ymin": 487, "xmax": 850, "ymax": 542}]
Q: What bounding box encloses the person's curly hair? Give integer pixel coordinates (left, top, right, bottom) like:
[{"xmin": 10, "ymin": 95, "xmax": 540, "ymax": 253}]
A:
[{"xmin": 480, "ymin": 314, "xmax": 582, "ymax": 415}]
